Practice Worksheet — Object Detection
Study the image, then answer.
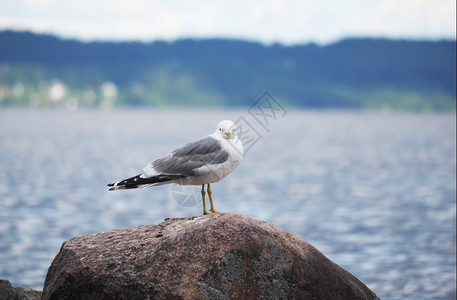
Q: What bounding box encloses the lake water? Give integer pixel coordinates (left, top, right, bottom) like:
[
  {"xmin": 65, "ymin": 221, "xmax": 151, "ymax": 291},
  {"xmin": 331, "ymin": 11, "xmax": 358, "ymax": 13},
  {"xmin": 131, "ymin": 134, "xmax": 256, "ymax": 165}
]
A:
[{"xmin": 0, "ymin": 108, "xmax": 455, "ymax": 299}]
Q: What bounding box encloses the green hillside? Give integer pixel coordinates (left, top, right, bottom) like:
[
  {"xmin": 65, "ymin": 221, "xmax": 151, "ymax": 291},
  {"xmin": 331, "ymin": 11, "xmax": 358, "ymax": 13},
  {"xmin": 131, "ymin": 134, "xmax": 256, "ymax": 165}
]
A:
[{"xmin": 0, "ymin": 30, "xmax": 455, "ymax": 110}]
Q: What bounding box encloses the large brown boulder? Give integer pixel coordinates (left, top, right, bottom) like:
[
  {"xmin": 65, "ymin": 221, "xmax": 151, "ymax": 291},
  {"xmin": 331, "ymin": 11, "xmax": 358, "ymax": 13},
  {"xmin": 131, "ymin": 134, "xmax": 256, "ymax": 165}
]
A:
[{"xmin": 42, "ymin": 213, "xmax": 379, "ymax": 300}]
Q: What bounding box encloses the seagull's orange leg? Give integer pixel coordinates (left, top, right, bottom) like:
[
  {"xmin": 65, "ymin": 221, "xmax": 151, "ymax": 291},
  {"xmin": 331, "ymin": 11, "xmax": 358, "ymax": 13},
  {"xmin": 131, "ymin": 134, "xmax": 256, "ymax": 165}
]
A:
[
  {"xmin": 201, "ymin": 185, "xmax": 209, "ymax": 215},
  {"xmin": 207, "ymin": 184, "xmax": 218, "ymax": 213}
]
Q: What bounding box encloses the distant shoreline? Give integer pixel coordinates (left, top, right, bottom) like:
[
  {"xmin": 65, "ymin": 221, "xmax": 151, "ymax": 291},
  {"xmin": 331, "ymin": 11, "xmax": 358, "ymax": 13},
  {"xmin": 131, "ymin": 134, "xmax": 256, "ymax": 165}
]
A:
[{"xmin": 1, "ymin": 30, "xmax": 455, "ymax": 111}]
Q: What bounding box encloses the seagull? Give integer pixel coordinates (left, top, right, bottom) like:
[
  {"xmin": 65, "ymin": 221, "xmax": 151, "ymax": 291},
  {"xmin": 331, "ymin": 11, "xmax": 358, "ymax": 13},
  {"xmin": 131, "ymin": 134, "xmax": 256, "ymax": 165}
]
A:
[{"xmin": 108, "ymin": 120, "xmax": 243, "ymax": 215}]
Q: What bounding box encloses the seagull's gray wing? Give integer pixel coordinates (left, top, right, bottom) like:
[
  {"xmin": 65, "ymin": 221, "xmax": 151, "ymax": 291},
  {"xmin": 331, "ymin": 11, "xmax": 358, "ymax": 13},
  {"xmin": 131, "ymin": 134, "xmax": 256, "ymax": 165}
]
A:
[{"xmin": 148, "ymin": 136, "xmax": 229, "ymax": 176}]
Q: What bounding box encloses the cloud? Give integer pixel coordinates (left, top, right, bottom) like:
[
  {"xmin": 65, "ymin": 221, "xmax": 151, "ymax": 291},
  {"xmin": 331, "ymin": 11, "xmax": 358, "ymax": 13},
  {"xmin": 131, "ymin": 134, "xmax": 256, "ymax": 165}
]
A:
[{"xmin": 0, "ymin": 0, "xmax": 455, "ymax": 44}]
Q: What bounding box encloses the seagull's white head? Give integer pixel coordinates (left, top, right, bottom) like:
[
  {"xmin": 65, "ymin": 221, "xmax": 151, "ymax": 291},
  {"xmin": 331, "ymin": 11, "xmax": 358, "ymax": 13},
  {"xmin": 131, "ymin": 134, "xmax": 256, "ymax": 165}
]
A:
[{"xmin": 216, "ymin": 120, "xmax": 237, "ymax": 140}]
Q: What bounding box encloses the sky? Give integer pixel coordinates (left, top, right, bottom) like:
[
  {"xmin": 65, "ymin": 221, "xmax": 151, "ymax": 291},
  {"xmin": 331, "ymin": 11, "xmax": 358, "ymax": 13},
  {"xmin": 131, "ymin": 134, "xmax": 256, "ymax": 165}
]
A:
[{"xmin": 0, "ymin": 0, "xmax": 455, "ymax": 45}]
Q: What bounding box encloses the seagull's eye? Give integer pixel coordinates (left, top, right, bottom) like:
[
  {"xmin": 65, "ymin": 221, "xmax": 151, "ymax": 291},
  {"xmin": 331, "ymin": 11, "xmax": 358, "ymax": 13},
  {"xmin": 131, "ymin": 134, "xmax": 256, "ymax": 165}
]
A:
[{"xmin": 219, "ymin": 128, "xmax": 222, "ymax": 131}]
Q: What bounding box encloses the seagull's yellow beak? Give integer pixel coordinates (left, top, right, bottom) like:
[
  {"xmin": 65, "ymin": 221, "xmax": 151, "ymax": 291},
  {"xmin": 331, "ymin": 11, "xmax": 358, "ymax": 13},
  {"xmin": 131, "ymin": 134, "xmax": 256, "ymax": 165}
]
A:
[{"xmin": 225, "ymin": 132, "xmax": 232, "ymax": 139}]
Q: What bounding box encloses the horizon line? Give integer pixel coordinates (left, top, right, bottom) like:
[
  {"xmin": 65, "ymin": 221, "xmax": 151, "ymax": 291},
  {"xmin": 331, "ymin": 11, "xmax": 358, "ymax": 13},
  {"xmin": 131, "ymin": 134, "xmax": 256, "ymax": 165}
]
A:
[{"xmin": 1, "ymin": 27, "xmax": 456, "ymax": 47}]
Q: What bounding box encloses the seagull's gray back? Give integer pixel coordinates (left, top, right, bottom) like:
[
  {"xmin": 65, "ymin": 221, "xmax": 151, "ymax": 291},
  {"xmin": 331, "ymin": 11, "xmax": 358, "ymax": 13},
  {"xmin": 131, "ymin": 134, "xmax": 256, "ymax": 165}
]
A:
[{"xmin": 151, "ymin": 136, "xmax": 229, "ymax": 176}]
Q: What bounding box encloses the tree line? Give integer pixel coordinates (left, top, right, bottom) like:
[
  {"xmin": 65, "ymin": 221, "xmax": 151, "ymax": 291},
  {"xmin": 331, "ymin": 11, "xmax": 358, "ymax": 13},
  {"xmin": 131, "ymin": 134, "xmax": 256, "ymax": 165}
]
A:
[{"xmin": 0, "ymin": 30, "xmax": 455, "ymax": 110}]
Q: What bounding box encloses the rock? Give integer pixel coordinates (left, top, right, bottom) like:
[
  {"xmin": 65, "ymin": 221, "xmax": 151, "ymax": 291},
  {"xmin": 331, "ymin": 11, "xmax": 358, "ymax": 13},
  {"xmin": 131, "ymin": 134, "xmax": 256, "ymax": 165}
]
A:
[
  {"xmin": 0, "ymin": 280, "xmax": 15, "ymax": 300},
  {"xmin": 42, "ymin": 213, "xmax": 379, "ymax": 300},
  {"xmin": 0, "ymin": 279, "xmax": 42, "ymax": 300}
]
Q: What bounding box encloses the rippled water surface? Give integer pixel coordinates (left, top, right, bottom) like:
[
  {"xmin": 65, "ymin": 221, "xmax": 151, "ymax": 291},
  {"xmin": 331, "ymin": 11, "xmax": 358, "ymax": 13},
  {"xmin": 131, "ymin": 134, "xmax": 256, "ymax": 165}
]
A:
[{"xmin": 0, "ymin": 108, "xmax": 455, "ymax": 299}]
